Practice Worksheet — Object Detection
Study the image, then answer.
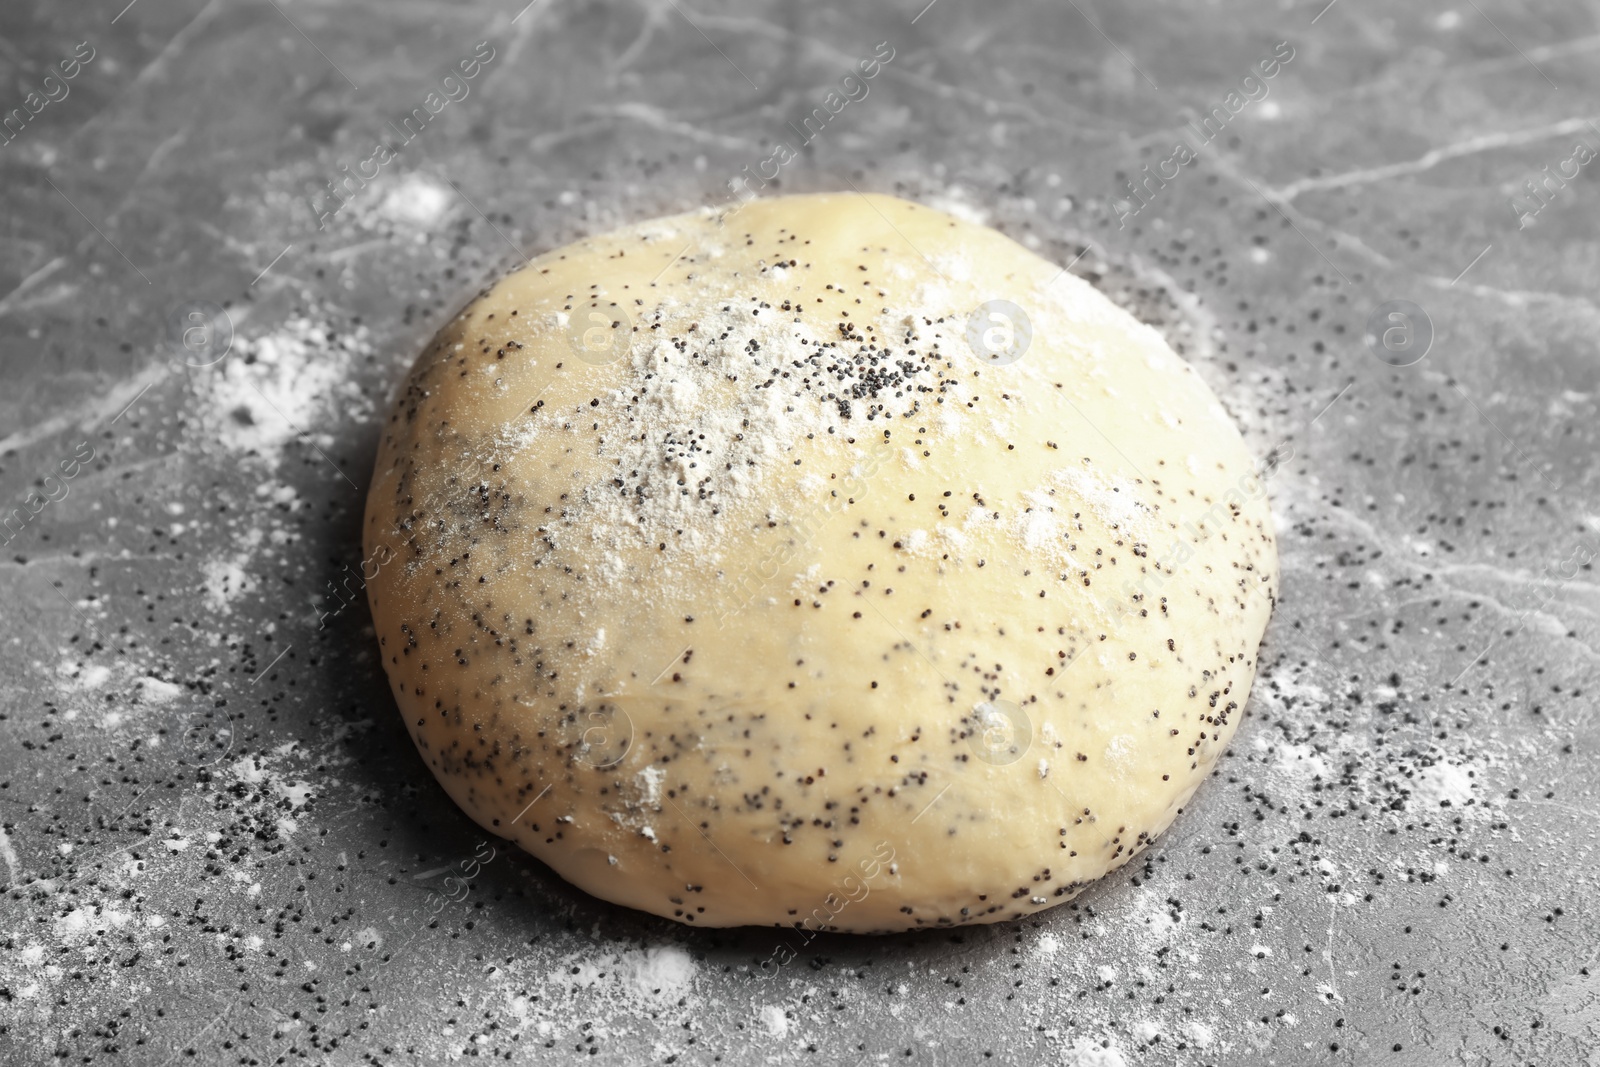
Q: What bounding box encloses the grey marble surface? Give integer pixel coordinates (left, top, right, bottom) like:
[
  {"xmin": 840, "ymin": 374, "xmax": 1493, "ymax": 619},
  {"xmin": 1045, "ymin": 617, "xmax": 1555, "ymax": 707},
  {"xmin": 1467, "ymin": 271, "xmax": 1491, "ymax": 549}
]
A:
[{"xmin": 1, "ymin": 0, "xmax": 1597, "ymax": 1064}]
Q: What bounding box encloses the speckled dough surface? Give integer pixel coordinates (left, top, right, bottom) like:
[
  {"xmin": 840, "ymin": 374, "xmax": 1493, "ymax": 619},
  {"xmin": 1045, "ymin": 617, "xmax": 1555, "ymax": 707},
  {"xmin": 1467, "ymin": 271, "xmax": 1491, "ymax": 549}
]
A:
[{"xmin": 363, "ymin": 192, "xmax": 1277, "ymax": 932}]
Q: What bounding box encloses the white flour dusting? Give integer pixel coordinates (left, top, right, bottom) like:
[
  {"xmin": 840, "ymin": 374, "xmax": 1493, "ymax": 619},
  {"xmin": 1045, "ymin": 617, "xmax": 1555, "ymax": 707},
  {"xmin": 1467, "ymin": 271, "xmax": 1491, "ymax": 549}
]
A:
[
  {"xmin": 374, "ymin": 174, "xmax": 452, "ymax": 227},
  {"xmin": 622, "ymin": 943, "xmax": 696, "ymax": 1000},
  {"xmin": 200, "ymin": 533, "xmax": 260, "ymax": 614},
  {"xmin": 759, "ymin": 1003, "xmax": 791, "ymax": 1038},
  {"xmin": 180, "ymin": 305, "xmax": 377, "ymax": 623},
  {"xmin": 635, "ymin": 764, "xmax": 665, "ymax": 806},
  {"xmin": 196, "ymin": 313, "xmax": 374, "ymax": 470},
  {"xmin": 501, "ymin": 293, "xmax": 972, "ymax": 571},
  {"xmin": 1410, "ymin": 760, "xmax": 1477, "ymax": 807},
  {"xmin": 496, "ymin": 940, "xmax": 699, "ymax": 1043},
  {"xmin": 1063, "ymin": 1035, "xmax": 1129, "ymax": 1066}
]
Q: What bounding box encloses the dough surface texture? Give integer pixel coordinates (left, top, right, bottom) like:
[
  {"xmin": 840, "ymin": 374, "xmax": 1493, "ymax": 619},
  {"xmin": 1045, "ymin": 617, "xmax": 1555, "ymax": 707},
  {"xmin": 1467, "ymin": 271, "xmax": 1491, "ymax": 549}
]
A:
[{"xmin": 365, "ymin": 192, "xmax": 1277, "ymax": 932}]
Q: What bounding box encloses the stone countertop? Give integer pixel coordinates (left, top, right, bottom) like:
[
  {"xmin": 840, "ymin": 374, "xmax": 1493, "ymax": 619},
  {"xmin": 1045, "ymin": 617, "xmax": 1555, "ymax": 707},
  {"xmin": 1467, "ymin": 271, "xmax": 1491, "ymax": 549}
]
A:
[{"xmin": 1, "ymin": 0, "xmax": 1597, "ymax": 1063}]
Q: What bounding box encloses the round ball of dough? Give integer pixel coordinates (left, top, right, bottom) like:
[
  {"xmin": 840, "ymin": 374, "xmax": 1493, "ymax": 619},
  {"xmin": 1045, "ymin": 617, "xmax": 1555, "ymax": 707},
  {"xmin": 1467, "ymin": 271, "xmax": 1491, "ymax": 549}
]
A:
[{"xmin": 364, "ymin": 192, "xmax": 1276, "ymax": 932}]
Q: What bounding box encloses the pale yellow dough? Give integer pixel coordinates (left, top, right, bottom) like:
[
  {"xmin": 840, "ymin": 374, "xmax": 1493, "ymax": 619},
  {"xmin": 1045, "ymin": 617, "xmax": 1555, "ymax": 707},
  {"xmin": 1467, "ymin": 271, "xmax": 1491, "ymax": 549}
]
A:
[{"xmin": 365, "ymin": 192, "xmax": 1277, "ymax": 932}]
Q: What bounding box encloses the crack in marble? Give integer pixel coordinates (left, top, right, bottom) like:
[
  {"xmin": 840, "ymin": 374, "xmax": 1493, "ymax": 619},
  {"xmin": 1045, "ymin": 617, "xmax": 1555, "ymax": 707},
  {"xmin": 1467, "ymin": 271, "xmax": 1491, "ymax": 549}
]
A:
[
  {"xmin": 105, "ymin": 126, "xmax": 191, "ymax": 230},
  {"xmin": 1423, "ymin": 561, "xmax": 1600, "ymax": 609},
  {"xmin": 495, "ymin": 0, "xmax": 552, "ymax": 73},
  {"xmin": 1320, "ymin": 33, "xmax": 1600, "ymax": 106},
  {"xmin": 1278, "ymin": 497, "xmax": 1600, "ymax": 638},
  {"xmin": 0, "ymin": 361, "xmax": 170, "ymax": 457},
  {"xmin": 1271, "ymin": 117, "xmax": 1600, "ymax": 202},
  {"xmin": 0, "ymin": 550, "xmax": 180, "ymax": 571},
  {"xmin": 613, "ymin": 0, "xmax": 675, "ymax": 73},
  {"xmin": 1204, "ymin": 149, "xmax": 1600, "ymax": 320},
  {"xmin": 1507, "ymin": 797, "xmax": 1600, "ymax": 822},
  {"xmin": 0, "ymin": 255, "xmax": 69, "ymax": 319},
  {"xmin": 128, "ymin": 0, "xmax": 227, "ymax": 90},
  {"xmin": 688, "ymin": 8, "xmax": 1126, "ymax": 139},
  {"xmin": 596, "ymin": 101, "xmax": 764, "ymax": 150}
]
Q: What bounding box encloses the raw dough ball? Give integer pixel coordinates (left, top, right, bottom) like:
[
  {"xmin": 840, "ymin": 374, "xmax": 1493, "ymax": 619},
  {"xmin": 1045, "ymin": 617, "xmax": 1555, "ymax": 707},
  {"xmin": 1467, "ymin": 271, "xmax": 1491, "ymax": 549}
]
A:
[{"xmin": 364, "ymin": 192, "xmax": 1276, "ymax": 932}]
